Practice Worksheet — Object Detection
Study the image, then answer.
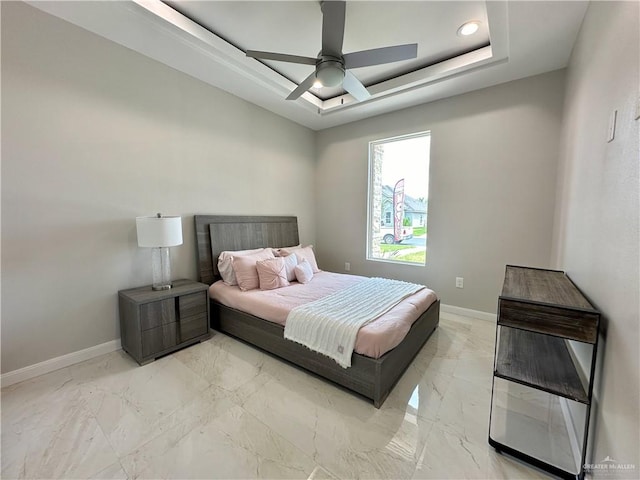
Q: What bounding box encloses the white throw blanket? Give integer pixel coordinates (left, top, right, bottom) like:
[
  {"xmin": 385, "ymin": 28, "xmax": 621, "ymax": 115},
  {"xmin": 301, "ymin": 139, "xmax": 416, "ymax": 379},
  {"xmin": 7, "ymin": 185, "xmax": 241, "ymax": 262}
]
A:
[{"xmin": 284, "ymin": 277, "xmax": 425, "ymax": 368}]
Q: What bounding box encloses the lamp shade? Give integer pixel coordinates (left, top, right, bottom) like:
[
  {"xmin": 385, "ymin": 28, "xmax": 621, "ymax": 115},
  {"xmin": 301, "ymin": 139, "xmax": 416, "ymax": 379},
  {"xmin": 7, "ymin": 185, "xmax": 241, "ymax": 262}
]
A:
[{"xmin": 136, "ymin": 215, "xmax": 183, "ymax": 247}]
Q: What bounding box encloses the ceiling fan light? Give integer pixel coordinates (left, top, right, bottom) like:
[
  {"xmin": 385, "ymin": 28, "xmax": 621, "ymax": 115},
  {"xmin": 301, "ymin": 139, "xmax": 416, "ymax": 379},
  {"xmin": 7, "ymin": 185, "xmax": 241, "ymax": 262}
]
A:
[
  {"xmin": 458, "ymin": 21, "xmax": 480, "ymax": 36},
  {"xmin": 316, "ymin": 63, "xmax": 345, "ymax": 88}
]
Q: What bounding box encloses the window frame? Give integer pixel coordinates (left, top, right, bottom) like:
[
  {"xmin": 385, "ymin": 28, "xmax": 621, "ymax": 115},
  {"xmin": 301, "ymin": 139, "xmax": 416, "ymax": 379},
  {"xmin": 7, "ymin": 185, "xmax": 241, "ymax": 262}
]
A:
[{"xmin": 366, "ymin": 130, "xmax": 431, "ymax": 266}]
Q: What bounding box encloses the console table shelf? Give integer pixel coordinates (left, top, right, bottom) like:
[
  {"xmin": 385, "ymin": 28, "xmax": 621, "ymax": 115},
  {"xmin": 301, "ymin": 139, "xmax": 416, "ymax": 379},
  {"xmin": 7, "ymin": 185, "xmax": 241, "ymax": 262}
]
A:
[
  {"xmin": 489, "ymin": 265, "xmax": 600, "ymax": 480},
  {"xmin": 495, "ymin": 327, "xmax": 588, "ymax": 404}
]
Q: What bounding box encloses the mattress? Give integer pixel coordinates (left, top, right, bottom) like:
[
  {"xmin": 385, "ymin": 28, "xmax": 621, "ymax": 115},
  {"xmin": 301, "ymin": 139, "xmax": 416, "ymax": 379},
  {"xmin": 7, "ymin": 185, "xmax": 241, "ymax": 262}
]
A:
[{"xmin": 209, "ymin": 271, "xmax": 438, "ymax": 359}]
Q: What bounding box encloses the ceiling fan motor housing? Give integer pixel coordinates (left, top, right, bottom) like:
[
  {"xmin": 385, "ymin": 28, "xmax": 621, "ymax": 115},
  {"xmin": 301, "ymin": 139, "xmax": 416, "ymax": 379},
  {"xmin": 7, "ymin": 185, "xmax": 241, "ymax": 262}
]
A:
[{"xmin": 316, "ymin": 56, "xmax": 345, "ymax": 87}]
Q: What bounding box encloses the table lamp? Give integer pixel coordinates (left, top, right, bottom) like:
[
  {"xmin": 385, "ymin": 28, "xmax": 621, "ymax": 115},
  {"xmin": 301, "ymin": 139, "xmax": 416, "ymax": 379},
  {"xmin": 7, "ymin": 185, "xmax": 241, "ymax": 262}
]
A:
[{"xmin": 136, "ymin": 213, "xmax": 183, "ymax": 290}]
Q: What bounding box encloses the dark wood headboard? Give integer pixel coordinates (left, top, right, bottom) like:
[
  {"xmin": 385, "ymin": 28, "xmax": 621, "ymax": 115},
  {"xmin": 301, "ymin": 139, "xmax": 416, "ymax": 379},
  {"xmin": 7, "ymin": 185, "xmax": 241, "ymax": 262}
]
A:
[{"xmin": 194, "ymin": 215, "xmax": 299, "ymax": 285}]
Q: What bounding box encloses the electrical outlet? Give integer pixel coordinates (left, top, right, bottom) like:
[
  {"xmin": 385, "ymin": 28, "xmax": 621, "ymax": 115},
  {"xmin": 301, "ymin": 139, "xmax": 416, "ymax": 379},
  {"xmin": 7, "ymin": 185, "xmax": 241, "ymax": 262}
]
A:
[
  {"xmin": 456, "ymin": 277, "xmax": 464, "ymax": 288},
  {"xmin": 345, "ymin": 262, "xmax": 351, "ymax": 272}
]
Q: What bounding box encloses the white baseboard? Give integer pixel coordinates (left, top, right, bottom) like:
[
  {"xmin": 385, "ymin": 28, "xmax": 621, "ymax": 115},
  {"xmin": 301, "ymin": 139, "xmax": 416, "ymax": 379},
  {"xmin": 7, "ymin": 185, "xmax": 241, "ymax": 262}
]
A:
[
  {"xmin": 1, "ymin": 304, "xmax": 493, "ymax": 387},
  {"xmin": 441, "ymin": 303, "xmax": 496, "ymax": 323},
  {"xmin": 1, "ymin": 339, "xmax": 121, "ymax": 388}
]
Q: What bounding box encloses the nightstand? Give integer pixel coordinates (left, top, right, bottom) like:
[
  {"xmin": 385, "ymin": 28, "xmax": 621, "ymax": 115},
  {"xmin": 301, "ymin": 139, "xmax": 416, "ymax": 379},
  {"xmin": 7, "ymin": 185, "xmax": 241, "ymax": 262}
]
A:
[{"xmin": 118, "ymin": 279, "xmax": 210, "ymax": 365}]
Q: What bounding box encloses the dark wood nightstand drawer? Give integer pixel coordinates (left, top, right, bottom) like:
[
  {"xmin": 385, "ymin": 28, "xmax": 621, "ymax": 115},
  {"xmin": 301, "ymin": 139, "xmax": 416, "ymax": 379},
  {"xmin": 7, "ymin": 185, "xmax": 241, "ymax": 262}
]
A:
[
  {"xmin": 178, "ymin": 292, "xmax": 206, "ymax": 319},
  {"xmin": 140, "ymin": 299, "xmax": 176, "ymax": 330},
  {"xmin": 498, "ymin": 298, "xmax": 599, "ymax": 343},
  {"xmin": 142, "ymin": 323, "xmax": 177, "ymax": 357},
  {"xmin": 179, "ymin": 314, "xmax": 208, "ymax": 343}
]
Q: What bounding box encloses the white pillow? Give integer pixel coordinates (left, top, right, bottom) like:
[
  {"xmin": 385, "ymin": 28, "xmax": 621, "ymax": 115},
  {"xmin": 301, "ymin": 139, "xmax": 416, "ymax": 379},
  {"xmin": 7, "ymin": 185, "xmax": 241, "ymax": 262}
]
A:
[
  {"xmin": 282, "ymin": 252, "xmax": 298, "ymax": 282},
  {"xmin": 218, "ymin": 248, "xmax": 265, "ymax": 285},
  {"xmin": 272, "ymin": 244, "xmax": 301, "ymax": 257},
  {"xmin": 294, "ymin": 258, "xmax": 314, "ymax": 284},
  {"xmin": 279, "ymin": 245, "xmax": 320, "ymax": 273}
]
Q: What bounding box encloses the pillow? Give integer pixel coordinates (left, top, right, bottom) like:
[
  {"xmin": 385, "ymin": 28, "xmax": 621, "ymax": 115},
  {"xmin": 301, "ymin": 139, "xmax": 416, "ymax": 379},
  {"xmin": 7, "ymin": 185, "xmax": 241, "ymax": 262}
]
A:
[
  {"xmin": 282, "ymin": 252, "xmax": 298, "ymax": 282},
  {"xmin": 294, "ymin": 259, "xmax": 314, "ymax": 284},
  {"xmin": 232, "ymin": 250, "xmax": 275, "ymax": 291},
  {"xmin": 218, "ymin": 247, "xmax": 265, "ymax": 285},
  {"xmin": 256, "ymin": 257, "xmax": 290, "ymax": 290},
  {"xmin": 279, "ymin": 245, "xmax": 320, "ymax": 273},
  {"xmin": 272, "ymin": 244, "xmax": 301, "ymax": 257}
]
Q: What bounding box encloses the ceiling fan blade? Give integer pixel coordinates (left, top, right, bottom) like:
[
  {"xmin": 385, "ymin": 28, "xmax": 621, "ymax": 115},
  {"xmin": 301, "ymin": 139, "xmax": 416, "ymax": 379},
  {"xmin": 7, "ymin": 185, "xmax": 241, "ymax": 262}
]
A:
[
  {"xmin": 246, "ymin": 50, "xmax": 316, "ymax": 65},
  {"xmin": 343, "ymin": 43, "xmax": 418, "ymax": 69},
  {"xmin": 286, "ymin": 71, "xmax": 318, "ymax": 100},
  {"xmin": 321, "ymin": 1, "xmax": 346, "ymax": 56},
  {"xmin": 343, "ymin": 71, "xmax": 371, "ymax": 102}
]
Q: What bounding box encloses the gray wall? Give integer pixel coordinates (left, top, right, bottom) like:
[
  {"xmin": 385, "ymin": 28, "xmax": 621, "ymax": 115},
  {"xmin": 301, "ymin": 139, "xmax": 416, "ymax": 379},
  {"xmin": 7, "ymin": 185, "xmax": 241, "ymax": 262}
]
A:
[
  {"xmin": 552, "ymin": 1, "xmax": 639, "ymax": 469},
  {"xmin": 1, "ymin": 2, "xmax": 316, "ymax": 374},
  {"xmin": 316, "ymin": 71, "xmax": 566, "ymax": 313}
]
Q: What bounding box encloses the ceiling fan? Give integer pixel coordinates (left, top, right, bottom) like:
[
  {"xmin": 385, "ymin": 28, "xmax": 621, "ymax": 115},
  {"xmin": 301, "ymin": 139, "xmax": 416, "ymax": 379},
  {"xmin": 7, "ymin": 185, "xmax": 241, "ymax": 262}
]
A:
[{"xmin": 246, "ymin": 1, "xmax": 418, "ymax": 102}]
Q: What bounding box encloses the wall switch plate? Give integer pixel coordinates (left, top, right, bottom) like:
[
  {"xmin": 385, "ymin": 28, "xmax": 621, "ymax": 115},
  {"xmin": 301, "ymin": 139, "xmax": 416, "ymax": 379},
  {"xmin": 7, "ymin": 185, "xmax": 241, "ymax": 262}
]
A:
[
  {"xmin": 607, "ymin": 110, "xmax": 617, "ymax": 142},
  {"xmin": 456, "ymin": 277, "xmax": 464, "ymax": 288},
  {"xmin": 345, "ymin": 262, "xmax": 351, "ymax": 272}
]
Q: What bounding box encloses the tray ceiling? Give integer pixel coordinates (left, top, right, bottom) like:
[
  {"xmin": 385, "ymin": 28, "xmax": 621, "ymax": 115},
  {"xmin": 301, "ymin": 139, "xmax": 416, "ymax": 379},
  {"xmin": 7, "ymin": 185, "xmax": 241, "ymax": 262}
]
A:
[
  {"xmin": 26, "ymin": 1, "xmax": 588, "ymax": 130},
  {"xmin": 165, "ymin": 1, "xmax": 491, "ymax": 100}
]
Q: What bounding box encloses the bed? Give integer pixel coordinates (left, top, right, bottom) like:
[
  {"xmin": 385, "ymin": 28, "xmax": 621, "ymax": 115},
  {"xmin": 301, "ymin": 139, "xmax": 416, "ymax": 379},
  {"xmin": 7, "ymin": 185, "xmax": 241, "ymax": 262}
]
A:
[{"xmin": 194, "ymin": 214, "xmax": 440, "ymax": 408}]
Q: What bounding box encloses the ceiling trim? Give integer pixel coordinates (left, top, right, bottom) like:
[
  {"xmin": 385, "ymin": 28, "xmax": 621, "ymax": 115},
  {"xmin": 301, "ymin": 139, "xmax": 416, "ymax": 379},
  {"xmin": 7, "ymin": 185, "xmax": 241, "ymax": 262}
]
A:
[
  {"xmin": 131, "ymin": 0, "xmax": 324, "ymax": 110},
  {"xmin": 130, "ymin": 1, "xmax": 511, "ymax": 115},
  {"xmin": 321, "ymin": 0, "xmax": 510, "ymax": 114},
  {"xmin": 322, "ymin": 45, "xmax": 496, "ymax": 114}
]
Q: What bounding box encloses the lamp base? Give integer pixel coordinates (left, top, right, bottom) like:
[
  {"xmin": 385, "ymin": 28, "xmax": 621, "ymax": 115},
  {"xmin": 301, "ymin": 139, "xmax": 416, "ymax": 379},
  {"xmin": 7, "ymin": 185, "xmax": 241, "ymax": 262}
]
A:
[{"xmin": 151, "ymin": 247, "xmax": 173, "ymax": 291}]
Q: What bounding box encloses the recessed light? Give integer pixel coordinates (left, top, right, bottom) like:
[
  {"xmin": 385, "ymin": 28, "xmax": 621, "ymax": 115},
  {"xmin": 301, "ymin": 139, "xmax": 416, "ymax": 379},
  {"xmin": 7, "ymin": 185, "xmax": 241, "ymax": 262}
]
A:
[{"xmin": 458, "ymin": 21, "xmax": 480, "ymax": 36}]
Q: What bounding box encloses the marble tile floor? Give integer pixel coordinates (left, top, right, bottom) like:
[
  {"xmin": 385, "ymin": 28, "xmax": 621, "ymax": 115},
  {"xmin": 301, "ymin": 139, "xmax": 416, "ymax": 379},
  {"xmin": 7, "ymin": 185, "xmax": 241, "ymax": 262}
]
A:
[{"xmin": 1, "ymin": 312, "xmax": 550, "ymax": 480}]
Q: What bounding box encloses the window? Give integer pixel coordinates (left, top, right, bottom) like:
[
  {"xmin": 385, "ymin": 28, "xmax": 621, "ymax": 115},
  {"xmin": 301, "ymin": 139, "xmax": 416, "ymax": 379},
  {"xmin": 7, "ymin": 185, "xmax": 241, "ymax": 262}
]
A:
[{"xmin": 367, "ymin": 132, "xmax": 431, "ymax": 265}]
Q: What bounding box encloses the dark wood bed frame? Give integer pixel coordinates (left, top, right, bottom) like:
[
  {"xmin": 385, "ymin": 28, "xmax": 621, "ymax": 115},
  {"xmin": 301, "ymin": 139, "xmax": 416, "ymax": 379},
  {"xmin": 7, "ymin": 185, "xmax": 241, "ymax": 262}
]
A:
[{"xmin": 194, "ymin": 215, "xmax": 440, "ymax": 408}]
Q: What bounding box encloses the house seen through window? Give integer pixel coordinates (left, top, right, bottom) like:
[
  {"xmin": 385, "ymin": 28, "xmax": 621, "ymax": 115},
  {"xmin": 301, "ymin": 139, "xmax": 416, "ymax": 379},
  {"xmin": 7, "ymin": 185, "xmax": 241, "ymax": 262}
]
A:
[{"xmin": 367, "ymin": 132, "xmax": 431, "ymax": 265}]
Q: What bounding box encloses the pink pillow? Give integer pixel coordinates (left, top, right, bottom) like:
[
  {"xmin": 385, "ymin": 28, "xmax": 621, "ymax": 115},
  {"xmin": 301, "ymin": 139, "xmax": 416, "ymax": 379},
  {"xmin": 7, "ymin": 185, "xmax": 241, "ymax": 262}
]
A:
[
  {"xmin": 256, "ymin": 257, "xmax": 290, "ymax": 290},
  {"xmin": 294, "ymin": 259, "xmax": 314, "ymax": 284},
  {"xmin": 218, "ymin": 248, "xmax": 265, "ymax": 285},
  {"xmin": 232, "ymin": 250, "xmax": 275, "ymax": 291},
  {"xmin": 279, "ymin": 245, "xmax": 320, "ymax": 273}
]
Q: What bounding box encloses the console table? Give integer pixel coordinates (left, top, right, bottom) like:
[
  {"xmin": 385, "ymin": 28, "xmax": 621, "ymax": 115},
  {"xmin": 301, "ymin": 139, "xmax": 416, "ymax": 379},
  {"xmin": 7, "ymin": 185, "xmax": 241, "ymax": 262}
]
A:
[{"xmin": 489, "ymin": 265, "xmax": 600, "ymax": 480}]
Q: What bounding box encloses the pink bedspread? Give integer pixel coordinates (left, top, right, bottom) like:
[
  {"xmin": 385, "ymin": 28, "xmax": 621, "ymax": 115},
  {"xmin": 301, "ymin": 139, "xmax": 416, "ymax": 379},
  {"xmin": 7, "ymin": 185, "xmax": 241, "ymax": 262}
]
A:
[{"xmin": 209, "ymin": 271, "xmax": 438, "ymax": 359}]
